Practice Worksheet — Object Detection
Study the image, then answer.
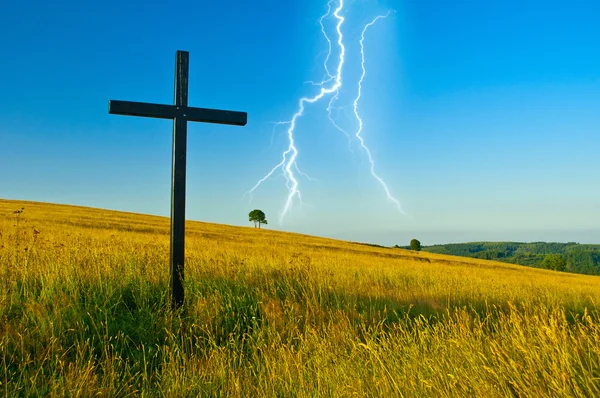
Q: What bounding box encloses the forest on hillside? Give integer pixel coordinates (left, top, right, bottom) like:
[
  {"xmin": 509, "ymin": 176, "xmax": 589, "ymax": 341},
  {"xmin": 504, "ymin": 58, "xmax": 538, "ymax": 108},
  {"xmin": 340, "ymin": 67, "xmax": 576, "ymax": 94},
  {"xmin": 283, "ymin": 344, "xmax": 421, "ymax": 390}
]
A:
[{"xmin": 418, "ymin": 242, "xmax": 600, "ymax": 275}]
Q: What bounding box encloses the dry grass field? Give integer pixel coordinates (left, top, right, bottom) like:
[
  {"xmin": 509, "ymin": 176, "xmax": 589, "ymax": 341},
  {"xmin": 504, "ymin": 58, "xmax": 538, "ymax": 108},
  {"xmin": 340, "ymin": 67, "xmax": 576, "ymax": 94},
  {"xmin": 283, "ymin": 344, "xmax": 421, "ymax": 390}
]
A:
[{"xmin": 1, "ymin": 198, "xmax": 600, "ymax": 396}]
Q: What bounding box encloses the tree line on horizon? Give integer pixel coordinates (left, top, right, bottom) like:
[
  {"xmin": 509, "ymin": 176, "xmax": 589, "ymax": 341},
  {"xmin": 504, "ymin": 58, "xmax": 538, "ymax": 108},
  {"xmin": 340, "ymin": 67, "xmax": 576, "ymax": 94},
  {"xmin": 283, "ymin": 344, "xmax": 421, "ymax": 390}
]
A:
[
  {"xmin": 246, "ymin": 210, "xmax": 598, "ymax": 276},
  {"xmin": 417, "ymin": 241, "xmax": 600, "ymax": 275}
]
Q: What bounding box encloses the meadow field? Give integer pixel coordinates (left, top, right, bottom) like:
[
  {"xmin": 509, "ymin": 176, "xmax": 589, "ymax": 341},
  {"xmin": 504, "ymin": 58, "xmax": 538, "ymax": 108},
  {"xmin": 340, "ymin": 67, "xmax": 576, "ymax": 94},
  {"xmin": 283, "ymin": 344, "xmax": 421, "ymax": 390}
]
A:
[{"xmin": 1, "ymin": 198, "xmax": 600, "ymax": 397}]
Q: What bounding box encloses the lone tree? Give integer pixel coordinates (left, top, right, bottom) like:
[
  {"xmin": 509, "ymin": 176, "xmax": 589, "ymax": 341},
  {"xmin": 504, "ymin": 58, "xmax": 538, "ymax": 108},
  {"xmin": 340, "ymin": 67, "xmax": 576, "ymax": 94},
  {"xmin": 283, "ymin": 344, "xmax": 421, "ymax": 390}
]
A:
[
  {"xmin": 249, "ymin": 209, "xmax": 268, "ymax": 229},
  {"xmin": 410, "ymin": 239, "xmax": 422, "ymax": 251},
  {"xmin": 542, "ymin": 254, "xmax": 566, "ymax": 272}
]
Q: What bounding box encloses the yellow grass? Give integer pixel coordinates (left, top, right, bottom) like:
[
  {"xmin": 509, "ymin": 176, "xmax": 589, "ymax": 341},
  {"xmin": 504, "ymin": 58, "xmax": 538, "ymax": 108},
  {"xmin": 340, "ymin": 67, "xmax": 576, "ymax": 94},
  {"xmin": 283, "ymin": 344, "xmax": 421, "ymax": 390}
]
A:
[{"xmin": 1, "ymin": 198, "xmax": 599, "ymax": 396}]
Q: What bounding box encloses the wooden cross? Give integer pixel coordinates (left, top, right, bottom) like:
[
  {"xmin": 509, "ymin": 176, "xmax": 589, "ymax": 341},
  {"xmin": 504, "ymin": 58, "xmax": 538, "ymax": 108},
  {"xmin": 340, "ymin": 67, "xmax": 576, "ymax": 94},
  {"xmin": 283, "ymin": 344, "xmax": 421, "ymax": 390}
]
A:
[{"xmin": 108, "ymin": 50, "xmax": 247, "ymax": 309}]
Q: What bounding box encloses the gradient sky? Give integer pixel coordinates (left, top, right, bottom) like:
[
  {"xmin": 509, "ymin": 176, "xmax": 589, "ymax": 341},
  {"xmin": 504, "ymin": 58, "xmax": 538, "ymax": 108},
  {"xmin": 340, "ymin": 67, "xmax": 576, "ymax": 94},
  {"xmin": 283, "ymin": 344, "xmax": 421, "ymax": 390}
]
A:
[{"xmin": 1, "ymin": 0, "xmax": 599, "ymax": 245}]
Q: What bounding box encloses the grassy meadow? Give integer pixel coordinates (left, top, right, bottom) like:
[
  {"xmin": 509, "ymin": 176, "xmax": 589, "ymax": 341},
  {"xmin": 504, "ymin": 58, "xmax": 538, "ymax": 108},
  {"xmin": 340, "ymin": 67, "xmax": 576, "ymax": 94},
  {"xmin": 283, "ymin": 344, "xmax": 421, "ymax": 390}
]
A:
[{"xmin": 1, "ymin": 198, "xmax": 600, "ymax": 396}]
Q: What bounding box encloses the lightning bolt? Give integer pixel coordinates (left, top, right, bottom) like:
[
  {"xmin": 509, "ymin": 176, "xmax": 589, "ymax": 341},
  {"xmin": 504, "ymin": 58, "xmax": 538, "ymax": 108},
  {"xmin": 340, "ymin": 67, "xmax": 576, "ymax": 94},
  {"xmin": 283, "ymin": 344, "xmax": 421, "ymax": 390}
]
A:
[
  {"xmin": 354, "ymin": 12, "xmax": 405, "ymax": 214},
  {"xmin": 327, "ymin": 93, "xmax": 354, "ymax": 156},
  {"xmin": 248, "ymin": 2, "xmax": 404, "ymax": 223},
  {"xmin": 306, "ymin": 1, "xmax": 335, "ymax": 86},
  {"xmin": 247, "ymin": 0, "xmax": 346, "ymax": 223}
]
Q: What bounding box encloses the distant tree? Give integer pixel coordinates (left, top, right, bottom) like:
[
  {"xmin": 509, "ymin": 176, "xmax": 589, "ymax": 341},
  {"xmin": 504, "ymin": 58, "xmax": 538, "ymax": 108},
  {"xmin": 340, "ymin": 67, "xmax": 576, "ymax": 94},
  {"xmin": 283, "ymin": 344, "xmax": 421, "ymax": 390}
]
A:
[
  {"xmin": 410, "ymin": 239, "xmax": 421, "ymax": 251},
  {"xmin": 248, "ymin": 209, "xmax": 268, "ymax": 229},
  {"xmin": 542, "ymin": 254, "xmax": 566, "ymax": 272}
]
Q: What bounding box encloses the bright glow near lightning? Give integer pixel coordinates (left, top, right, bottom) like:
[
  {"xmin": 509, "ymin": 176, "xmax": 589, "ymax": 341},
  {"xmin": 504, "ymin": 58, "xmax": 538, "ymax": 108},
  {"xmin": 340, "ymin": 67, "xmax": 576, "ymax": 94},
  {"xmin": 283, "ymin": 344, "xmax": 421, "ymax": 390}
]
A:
[
  {"xmin": 248, "ymin": 0, "xmax": 403, "ymax": 223},
  {"xmin": 354, "ymin": 12, "xmax": 405, "ymax": 214}
]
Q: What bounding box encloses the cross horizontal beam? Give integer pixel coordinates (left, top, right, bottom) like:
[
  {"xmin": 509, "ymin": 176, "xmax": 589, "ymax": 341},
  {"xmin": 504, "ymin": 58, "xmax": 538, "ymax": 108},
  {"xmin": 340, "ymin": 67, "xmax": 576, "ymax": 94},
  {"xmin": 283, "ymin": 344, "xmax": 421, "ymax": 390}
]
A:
[{"xmin": 108, "ymin": 100, "xmax": 247, "ymax": 126}]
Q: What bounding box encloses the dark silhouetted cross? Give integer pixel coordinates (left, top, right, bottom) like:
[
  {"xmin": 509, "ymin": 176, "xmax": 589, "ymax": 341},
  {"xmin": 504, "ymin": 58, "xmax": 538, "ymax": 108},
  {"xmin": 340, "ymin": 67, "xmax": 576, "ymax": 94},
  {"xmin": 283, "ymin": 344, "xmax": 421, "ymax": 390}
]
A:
[{"xmin": 108, "ymin": 50, "xmax": 247, "ymax": 309}]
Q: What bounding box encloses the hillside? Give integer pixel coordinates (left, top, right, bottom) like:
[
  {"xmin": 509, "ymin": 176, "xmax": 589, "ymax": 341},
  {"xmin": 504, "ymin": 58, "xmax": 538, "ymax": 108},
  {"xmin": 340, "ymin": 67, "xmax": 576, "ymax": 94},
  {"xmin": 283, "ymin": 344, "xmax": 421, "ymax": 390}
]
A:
[
  {"xmin": 420, "ymin": 241, "xmax": 600, "ymax": 275},
  {"xmin": 1, "ymin": 198, "xmax": 600, "ymax": 396}
]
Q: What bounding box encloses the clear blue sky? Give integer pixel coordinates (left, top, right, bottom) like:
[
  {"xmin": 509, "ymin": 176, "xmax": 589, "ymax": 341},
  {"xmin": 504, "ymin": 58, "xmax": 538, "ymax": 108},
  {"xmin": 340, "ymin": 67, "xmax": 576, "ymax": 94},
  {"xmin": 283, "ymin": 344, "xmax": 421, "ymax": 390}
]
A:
[{"xmin": 1, "ymin": 0, "xmax": 599, "ymax": 245}]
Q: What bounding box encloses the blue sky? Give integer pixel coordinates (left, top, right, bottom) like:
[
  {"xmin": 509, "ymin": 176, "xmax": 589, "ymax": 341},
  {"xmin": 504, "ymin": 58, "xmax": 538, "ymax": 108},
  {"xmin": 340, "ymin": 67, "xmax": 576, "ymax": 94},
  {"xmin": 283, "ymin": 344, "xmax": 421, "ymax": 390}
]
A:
[{"xmin": 1, "ymin": 0, "xmax": 599, "ymax": 245}]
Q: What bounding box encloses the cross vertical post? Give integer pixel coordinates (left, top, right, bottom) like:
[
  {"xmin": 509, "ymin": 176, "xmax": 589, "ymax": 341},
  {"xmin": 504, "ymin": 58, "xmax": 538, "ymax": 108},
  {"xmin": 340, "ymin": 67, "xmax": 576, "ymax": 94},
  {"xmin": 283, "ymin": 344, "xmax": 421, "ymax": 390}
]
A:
[
  {"xmin": 108, "ymin": 50, "xmax": 247, "ymax": 310},
  {"xmin": 171, "ymin": 51, "xmax": 188, "ymax": 309}
]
